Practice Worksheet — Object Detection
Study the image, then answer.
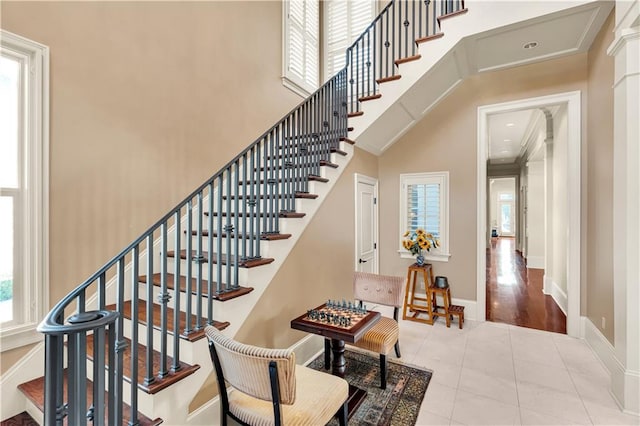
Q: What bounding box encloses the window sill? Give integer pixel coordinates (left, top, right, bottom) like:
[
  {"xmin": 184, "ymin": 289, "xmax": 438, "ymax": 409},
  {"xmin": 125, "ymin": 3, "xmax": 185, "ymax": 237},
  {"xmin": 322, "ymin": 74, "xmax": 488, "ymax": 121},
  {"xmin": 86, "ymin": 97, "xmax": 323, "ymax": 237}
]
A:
[
  {"xmin": 398, "ymin": 250, "xmax": 451, "ymax": 262},
  {"xmin": 1, "ymin": 323, "xmax": 43, "ymax": 352},
  {"xmin": 281, "ymin": 76, "xmax": 313, "ymax": 98}
]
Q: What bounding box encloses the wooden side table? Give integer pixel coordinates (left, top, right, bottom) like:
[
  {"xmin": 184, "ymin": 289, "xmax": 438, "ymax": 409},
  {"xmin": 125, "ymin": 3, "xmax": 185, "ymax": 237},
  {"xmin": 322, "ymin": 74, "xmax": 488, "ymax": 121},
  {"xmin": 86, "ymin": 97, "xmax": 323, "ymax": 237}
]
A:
[
  {"xmin": 402, "ymin": 263, "xmax": 435, "ymax": 324},
  {"xmin": 429, "ymin": 285, "xmax": 452, "ymax": 327}
]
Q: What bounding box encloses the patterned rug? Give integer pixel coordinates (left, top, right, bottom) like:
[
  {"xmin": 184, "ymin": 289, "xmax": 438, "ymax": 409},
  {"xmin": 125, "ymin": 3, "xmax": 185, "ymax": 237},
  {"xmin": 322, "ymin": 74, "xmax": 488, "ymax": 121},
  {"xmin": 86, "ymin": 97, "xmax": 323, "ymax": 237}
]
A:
[{"xmin": 308, "ymin": 350, "xmax": 432, "ymax": 426}]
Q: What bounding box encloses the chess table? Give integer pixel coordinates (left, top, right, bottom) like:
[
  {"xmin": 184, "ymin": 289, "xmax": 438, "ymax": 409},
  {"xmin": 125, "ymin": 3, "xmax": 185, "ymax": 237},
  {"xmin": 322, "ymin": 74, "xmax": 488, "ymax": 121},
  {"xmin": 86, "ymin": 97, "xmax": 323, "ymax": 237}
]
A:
[{"xmin": 291, "ymin": 303, "xmax": 381, "ymax": 417}]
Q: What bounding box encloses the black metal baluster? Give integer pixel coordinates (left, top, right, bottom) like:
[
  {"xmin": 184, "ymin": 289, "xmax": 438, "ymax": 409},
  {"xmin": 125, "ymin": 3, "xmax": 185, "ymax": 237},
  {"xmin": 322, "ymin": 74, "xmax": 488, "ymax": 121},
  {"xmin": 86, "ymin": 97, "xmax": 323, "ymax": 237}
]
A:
[
  {"xmin": 248, "ymin": 149, "xmax": 256, "ymax": 259},
  {"xmin": 412, "ymin": 0, "xmax": 416, "ymax": 56},
  {"xmin": 255, "ymin": 145, "xmax": 262, "ymax": 259},
  {"xmin": 158, "ymin": 223, "xmax": 169, "ymax": 378},
  {"xmin": 67, "ymin": 330, "xmax": 85, "ymax": 426},
  {"xmin": 404, "ymin": 0, "xmax": 409, "ymax": 58},
  {"xmin": 172, "ymin": 211, "xmax": 181, "ymax": 371},
  {"xmin": 185, "ymin": 200, "xmax": 193, "ymax": 335},
  {"xmin": 373, "ymin": 23, "xmax": 377, "ymax": 95},
  {"xmin": 130, "ymin": 245, "xmax": 140, "ymax": 425},
  {"xmin": 106, "ymin": 321, "xmax": 116, "ymax": 425},
  {"xmin": 226, "ymin": 167, "xmax": 233, "ymax": 290},
  {"xmin": 144, "ymin": 234, "xmax": 155, "ymax": 387},
  {"xmin": 113, "ymin": 259, "xmax": 126, "ymax": 422},
  {"xmin": 196, "ymin": 192, "xmax": 203, "ymax": 328},
  {"xmin": 207, "ymin": 183, "xmax": 214, "ymax": 320},
  {"xmin": 241, "ymin": 154, "xmax": 248, "ymax": 258},
  {"xmin": 366, "ymin": 30, "xmax": 371, "ymax": 97},
  {"xmin": 386, "ymin": 11, "xmax": 390, "ymax": 77},
  {"xmin": 233, "ymin": 161, "xmax": 241, "ymax": 285},
  {"xmin": 92, "ymin": 325, "xmax": 105, "ymax": 424}
]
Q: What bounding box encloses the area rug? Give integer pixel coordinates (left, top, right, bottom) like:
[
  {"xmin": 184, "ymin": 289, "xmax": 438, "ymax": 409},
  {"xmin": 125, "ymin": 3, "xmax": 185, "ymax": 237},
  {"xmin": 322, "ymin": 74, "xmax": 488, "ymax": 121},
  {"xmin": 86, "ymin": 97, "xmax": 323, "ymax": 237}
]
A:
[{"xmin": 308, "ymin": 350, "xmax": 432, "ymax": 426}]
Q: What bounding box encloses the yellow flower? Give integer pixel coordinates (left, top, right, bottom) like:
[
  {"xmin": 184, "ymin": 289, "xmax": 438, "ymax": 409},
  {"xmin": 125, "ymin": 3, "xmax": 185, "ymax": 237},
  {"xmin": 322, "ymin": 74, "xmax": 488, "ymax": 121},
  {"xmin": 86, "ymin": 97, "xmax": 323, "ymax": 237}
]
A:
[
  {"xmin": 403, "ymin": 230, "xmax": 410, "ymax": 237},
  {"xmin": 402, "ymin": 240, "xmax": 412, "ymax": 250},
  {"xmin": 426, "ymin": 233, "xmax": 434, "ymax": 239},
  {"xmin": 416, "ymin": 229, "xmax": 425, "ymax": 236}
]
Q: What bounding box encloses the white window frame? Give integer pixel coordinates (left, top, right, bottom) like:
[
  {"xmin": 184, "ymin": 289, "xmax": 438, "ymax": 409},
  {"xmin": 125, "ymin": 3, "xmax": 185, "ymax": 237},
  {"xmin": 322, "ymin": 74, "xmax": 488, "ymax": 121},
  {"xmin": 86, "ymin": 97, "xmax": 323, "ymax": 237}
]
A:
[
  {"xmin": 322, "ymin": 0, "xmax": 376, "ymax": 82},
  {"xmin": 282, "ymin": 0, "xmax": 319, "ymax": 97},
  {"xmin": 398, "ymin": 172, "xmax": 450, "ymax": 262},
  {"xmin": 0, "ymin": 30, "xmax": 49, "ymax": 351}
]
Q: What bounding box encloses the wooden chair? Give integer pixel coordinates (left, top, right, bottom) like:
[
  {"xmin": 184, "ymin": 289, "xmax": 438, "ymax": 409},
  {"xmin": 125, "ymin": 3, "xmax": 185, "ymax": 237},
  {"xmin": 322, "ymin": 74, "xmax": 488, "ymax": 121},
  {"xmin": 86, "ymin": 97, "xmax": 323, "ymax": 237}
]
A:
[
  {"xmin": 205, "ymin": 326, "xmax": 349, "ymax": 426},
  {"xmin": 326, "ymin": 271, "xmax": 404, "ymax": 389}
]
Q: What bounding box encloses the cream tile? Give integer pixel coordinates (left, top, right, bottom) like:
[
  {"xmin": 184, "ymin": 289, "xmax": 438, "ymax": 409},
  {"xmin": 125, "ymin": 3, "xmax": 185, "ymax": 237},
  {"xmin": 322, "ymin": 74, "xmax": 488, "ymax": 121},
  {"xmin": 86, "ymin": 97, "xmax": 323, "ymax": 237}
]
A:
[
  {"xmin": 514, "ymin": 358, "xmax": 577, "ymax": 394},
  {"xmin": 517, "ymin": 381, "xmax": 591, "ymax": 424},
  {"xmin": 570, "ymin": 370, "xmax": 620, "ymax": 411},
  {"xmin": 427, "ymin": 360, "xmax": 462, "ymax": 387},
  {"xmin": 451, "ymin": 389, "xmax": 520, "ymax": 425},
  {"xmin": 519, "ymin": 407, "xmax": 586, "ymax": 425},
  {"xmin": 415, "ymin": 410, "xmax": 452, "ymax": 426},
  {"xmin": 458, "ymin": 367, "xmax": 518, "ymax": 406},
  {"xmin": 420, "ymin": 337, "xmax": 466, "ymax": 366},
  {"xmin": 462, "ymin": 345, "xmax": 515, "ymax": 381},
  {"xmin": 583, "ymin": 400, "xmax": 640, "ymax": 425},
  {"xmin": 510, "ymin": 329, "xmax": 566, "ymax": 368},
  {"xmin": 555, "ymin": 338, "xmax": 610, "ymax": 378},
  {"xmin": 421, "ymin": 381, "xmax": 458, "ymax": 419}
]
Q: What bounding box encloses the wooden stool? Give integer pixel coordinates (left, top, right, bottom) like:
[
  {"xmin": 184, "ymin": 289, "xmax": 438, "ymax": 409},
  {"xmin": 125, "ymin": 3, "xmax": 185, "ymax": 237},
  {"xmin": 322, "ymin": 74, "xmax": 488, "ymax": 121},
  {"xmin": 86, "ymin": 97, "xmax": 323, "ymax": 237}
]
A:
[
  {"xmin": 402, "ymin": 263, "xmax": 435, "ymax": 324},
  {"xmin": 449, "ymin": 304, "xmax": 465, "ymax": 329},
  {"xmin": 429, "ymin": 285, "xmax": 452, "ymax": 327}
]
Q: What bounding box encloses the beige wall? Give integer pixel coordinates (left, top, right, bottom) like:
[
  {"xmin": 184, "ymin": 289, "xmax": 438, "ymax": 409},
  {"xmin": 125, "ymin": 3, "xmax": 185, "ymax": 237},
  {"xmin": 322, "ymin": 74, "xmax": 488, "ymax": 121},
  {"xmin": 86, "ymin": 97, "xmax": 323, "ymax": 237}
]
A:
[
  {"xmin": 527, "ymin": 161, "xmax": 545, "ymax": 265},
  {"xmin": 0, "ymin": 1, "xmax": 301, "ymax": 369},
  {"xmin": 586, "ymin": 12, "xmax": 615, "ymax": 343},
  {"xmin": 549, "ymin": 107, "xmax": 569, "ymax": 292},
  {"xmin": 378, "ymin": 54, "xmax": 588, "ymax": 301}
]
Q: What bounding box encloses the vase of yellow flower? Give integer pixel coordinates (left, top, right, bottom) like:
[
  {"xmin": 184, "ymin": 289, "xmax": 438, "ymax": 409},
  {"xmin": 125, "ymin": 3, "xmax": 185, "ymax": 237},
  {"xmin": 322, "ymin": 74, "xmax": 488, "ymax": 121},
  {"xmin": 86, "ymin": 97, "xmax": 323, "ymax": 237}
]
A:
[{"xmin": 402, "ymin": 228, "xmax": 439, "ymax": 266}]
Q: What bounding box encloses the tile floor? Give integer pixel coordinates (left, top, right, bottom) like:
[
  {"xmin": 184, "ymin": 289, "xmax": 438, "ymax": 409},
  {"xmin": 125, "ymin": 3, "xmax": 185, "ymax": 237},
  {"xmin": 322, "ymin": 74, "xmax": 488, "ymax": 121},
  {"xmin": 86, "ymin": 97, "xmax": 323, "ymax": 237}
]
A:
[{"xmin": 390, "ymin": 318, "xmax": 640, "ymax": 426}]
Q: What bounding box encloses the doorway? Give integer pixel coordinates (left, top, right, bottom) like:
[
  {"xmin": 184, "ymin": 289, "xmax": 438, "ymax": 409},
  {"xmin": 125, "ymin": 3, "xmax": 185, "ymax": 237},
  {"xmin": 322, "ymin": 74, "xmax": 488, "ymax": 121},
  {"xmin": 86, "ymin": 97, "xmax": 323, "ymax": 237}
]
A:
[
  {"xmin": 354, "ymin": 174, "xmax": 378, "ymax": 273},
  {"xmin": 477, "ymin": 92, "xmax": 581, "ymax": 337}
]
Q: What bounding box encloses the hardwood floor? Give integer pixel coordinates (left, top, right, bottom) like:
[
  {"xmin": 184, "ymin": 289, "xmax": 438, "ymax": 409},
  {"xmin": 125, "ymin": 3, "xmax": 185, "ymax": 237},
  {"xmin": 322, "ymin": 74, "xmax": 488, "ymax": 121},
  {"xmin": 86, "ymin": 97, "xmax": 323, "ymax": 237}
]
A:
[{"xmin": 486, "ymin": 237, "xmax": 566, "ymax": 333}]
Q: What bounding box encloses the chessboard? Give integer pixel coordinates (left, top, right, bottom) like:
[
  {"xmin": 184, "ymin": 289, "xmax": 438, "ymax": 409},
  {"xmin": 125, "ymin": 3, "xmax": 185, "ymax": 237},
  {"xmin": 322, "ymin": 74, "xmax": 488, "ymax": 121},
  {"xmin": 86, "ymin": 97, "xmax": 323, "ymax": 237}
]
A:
[{"xmin": 302, "ymin": 300, "xmax": 369, "ymax": 330}]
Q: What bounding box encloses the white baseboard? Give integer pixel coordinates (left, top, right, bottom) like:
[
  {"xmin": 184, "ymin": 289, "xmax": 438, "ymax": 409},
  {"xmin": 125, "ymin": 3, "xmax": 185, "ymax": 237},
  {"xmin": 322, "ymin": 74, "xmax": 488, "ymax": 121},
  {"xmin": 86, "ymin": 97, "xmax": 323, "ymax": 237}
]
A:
[
  {"xmin": 582, "ymin": 317, "xmax": 639, "ymax": 415},
  {"xmin": 544, "ymin": 275, "xmax": 567, "ymax": 315},
  {"xmin": 451, "ymin": 298, "xmax": 477, "ymax": 321},
  {"xmin": 525, "ymin": 255, "xmax": 544, "ymax": 269}
]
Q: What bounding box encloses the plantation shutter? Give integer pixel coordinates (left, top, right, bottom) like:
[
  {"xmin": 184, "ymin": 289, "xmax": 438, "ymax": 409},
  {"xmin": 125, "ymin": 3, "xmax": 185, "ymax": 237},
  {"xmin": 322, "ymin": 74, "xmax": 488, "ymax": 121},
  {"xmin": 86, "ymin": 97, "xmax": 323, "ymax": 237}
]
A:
[
  {"xmin": 324, "ymin": 0, "xmax": 376, "ymax": 80},
  {"xmin": 286, "ymin": 0, "xmax": 319, "ymax": 93},
  {"xmin": 406, "ymin": 183, "xmax": 441, "ymax": 239}
]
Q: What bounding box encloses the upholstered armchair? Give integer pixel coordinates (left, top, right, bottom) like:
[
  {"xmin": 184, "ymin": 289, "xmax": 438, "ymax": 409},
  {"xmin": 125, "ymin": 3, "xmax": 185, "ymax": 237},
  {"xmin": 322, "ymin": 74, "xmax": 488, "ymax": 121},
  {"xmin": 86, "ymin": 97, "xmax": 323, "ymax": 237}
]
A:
[
  {"xmin": 325, "ymin": 271, "xmax": 404, "ymax": 390},
  {"xmin": 205, "ymin": 326, "xmax": 349, "ymax": 426}
]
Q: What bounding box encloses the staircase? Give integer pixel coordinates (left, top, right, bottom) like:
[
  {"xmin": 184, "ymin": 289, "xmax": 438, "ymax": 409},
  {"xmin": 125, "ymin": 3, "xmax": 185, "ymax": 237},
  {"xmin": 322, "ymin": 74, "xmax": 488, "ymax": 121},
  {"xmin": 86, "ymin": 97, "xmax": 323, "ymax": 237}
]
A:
[{"xmin": 4, "ymin": 1, "xmax": 473, "ymax": 424}]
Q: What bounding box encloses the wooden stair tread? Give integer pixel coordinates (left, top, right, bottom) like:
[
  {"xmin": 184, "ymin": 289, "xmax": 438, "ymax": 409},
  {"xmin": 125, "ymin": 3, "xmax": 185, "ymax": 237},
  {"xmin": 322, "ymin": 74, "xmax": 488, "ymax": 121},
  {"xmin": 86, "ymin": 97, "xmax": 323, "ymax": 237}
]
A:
[
  {"xmin": 347, "ymin": 111, "xmax": 364, "ymax": 118},
  {"xmin": 189, "ymin": 230, "xmax": 292, "ymax": 241},
  {"xmin": 340, "ymin": 137, "xmax": 356, "ymax": 145},
  {"xmin": 238, "ymin": 176, "xmax": 328, "ymax": 185},
  {"xmin": 203, "ymin": 211, "xmax": 306, "ymax": 218},
  {"xmin": 395, "ymin": 54, "xmax": 421, "ymax": 66},
  {"xmin": 85, "ymin": 333, "xmax": 200, "ymax": 395},
  {"xmin": 17, "ymin": 372, "xmax": 162, "ymax": 426},
  {"xmin": 376, "ymin": 75, "xmax": 401, "ymax": 84},
  {"xmin": 359, "ymin": 94, "xmax": 382, "ymax": 102},
  {"xmin": 166, "ymin": 250, "xmax": 275, "ymax": 268},
  {"xmin": 437, "ymin": 8, "xmax": 468, "ymax": 22},
  {"xmin": 220, "ymin": 192, "xmax": 318, "ymax": 200},
  {"xmin": 416, "ymin": 32, "xmax": 444, "ymax": 44},
  {"xmin": 112, "ymin": 300, "xmax": 229, "ymax": 343},
  {"xmin": 138, "ymin": 274, "xmax": 254, "ymax": 302},
  {"xmin": 0, "ymin": 411, "xmax": 38, "ymax": 426}
]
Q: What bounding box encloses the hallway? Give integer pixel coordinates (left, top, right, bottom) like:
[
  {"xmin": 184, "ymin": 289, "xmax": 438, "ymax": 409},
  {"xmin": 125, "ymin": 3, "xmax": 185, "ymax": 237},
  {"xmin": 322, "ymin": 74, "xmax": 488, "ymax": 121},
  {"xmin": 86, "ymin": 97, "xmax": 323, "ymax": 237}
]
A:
[{"xmin": 486, "ymin": 237, "xmax": 566, "ymax": 333}]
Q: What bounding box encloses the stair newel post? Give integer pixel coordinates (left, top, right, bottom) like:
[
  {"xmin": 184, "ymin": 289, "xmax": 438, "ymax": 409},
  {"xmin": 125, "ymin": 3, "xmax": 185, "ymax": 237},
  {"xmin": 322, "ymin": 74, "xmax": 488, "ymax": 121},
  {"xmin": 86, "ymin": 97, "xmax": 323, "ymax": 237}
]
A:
[
  {"xmin": 171, "ymin": 210, "xmax": 181, "ymax": 371},
  {"xmin": 158, "ymin": 222, "xmax": 169, "ymax": 378},
  {"xmin": 67, "ymin": 330, "xmax": 87, "ymax": 426},
  {"xmin": 43, "ymin": 332, "xmax": 63, "ymax": 426},
  {"xmin": 233, "ymin": 160, "xmax": 241, "ymax": 285},
  {"xmin": 207, "ymin": 183, "xmax": 215, "ymax": 315},
  {"xmin": 216, "ymin": 176, "xmax": 224, "ymax": 293},
  {"xmin": 113, "ymin": 259, "xmax": 127, "ymax": 423},
  {"xmin": 144, "ymin": 234, "xmax": 155, "ymax": 387},
  {"xmin": 184, "ymin": 200, "xmax": 193, "ymax": 335},
  {"xmin": 130, "ymin": 245, "xmax": 140, "ymax": 426},
  {"xmin": 196, "ymin": 192, "xmax": 204, "ymax": 328},
  {"xmin": 225, "ymin": 167, "xmax": 233, "ymax": 291},
  {"xmin": 106, "ymin": 320, "xmax": 116, "ymax": 425},
  {"xmin": 92, "ymin": 326, "xmax": 106, "ymax": 425}
]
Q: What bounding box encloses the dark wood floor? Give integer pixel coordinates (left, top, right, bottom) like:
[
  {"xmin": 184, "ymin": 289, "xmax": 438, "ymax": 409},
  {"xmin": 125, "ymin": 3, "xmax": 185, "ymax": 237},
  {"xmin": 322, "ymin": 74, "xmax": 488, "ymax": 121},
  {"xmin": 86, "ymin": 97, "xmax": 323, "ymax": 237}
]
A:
[
  {"xmin": 486, "ymin": 237, "xmax": 566, "ymax": 333},
  {"xmin": 0, "ymin": 412, "xmax": 38, "ymax": 426}
]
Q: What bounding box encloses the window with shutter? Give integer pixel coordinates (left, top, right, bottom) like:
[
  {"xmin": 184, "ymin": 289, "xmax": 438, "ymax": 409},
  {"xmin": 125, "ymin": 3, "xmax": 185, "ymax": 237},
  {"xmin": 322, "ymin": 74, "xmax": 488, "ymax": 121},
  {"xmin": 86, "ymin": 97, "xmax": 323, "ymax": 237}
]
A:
[
  {"xmin": 399, "ymin": 172, "xmax": 450, "ymax": 261},
  {"xmin": 324, "ymin": 0, "xmax": 376, "ymax": 81},
  {"xmin": 283, "ymin": 0, "xmax": 319, "ymax": 96}
]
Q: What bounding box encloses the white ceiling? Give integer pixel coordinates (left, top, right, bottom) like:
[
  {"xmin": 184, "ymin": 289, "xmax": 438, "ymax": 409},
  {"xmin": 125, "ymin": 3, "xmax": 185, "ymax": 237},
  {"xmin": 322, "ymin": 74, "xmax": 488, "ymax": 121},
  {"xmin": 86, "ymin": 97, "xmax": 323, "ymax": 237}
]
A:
[
  {"xmin": 487, "ymin": 109, "xmax": 538, "ymax": 164},
  {"xmin": 354, "ymin": 1, "xmax": 614, "ymax": 155}
]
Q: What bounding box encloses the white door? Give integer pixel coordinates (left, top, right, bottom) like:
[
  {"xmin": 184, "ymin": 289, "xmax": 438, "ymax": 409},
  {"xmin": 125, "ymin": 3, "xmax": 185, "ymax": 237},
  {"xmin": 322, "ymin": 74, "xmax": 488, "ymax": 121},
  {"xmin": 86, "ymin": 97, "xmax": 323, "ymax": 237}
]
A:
[{"xmin": 355, "ymin": 174, "xmax": 378, "ymax": 273}]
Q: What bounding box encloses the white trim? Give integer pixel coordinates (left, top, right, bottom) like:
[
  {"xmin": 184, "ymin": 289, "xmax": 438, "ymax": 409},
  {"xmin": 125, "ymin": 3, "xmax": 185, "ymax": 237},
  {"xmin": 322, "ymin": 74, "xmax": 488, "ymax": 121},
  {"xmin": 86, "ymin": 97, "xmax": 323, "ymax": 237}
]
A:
[
  {"xmin": 524, "ymin": 255, "xmax": 544, "ymax": 269},
  {"xmin": 477, "ymin": 91, "xmax": 581, "ymax": 337},
  {"xmin": 0, "ymin": 30, "xmax": 49, "ymax": 351},
  {"xmin": 399, "ymin": 171, "xmax": 450, "ymax": 262},
  {"xmin": 547, "ymin": 277, "xmax": 568, "ymax": 315},
  {"xmin": 354, "ymin": 174, "xmax": 379, "ymax": 273}
]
